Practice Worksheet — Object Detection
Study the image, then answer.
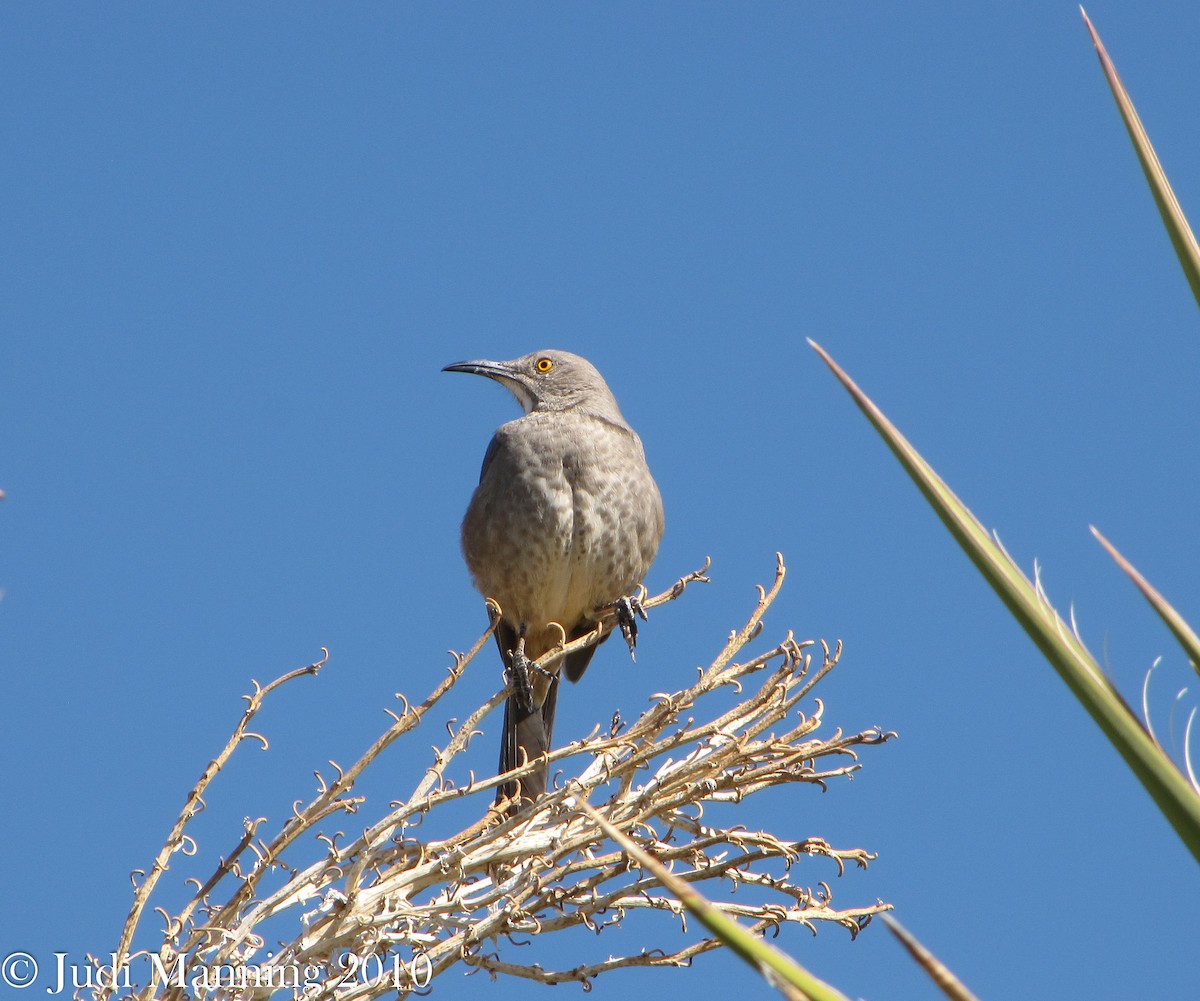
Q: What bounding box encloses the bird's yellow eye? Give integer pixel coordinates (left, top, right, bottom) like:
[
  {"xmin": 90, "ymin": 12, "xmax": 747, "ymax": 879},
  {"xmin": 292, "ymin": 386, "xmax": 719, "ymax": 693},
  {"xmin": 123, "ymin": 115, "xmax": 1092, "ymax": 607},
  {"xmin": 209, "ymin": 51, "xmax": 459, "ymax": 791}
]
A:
[{"xmin": 535, "ymin": 357, "xmax": 555, "ymax": 373}]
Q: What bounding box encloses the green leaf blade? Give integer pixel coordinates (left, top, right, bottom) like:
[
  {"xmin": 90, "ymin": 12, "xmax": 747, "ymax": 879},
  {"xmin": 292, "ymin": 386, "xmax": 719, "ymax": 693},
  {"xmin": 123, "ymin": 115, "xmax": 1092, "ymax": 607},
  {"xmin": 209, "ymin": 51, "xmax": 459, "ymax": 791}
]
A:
[
  {"xmin": 1091, "ymin": 527, "xmax": 1200, "ymax": 683},
  {"xmin": 1081, "ymin": 7, "xmax": 1200, "ymax": 309},
  {"xmin": 810, "ymin": 339, "xmax": 1200, "ymax": 864}
]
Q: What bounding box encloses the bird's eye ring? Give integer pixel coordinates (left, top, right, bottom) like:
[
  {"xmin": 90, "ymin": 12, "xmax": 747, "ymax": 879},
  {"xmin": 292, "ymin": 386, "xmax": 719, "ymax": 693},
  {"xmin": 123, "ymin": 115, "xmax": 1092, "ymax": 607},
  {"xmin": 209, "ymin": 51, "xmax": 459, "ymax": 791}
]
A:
[{"xmin": 535, "ymin": 357, "xmax": 554, "ymax": 373}]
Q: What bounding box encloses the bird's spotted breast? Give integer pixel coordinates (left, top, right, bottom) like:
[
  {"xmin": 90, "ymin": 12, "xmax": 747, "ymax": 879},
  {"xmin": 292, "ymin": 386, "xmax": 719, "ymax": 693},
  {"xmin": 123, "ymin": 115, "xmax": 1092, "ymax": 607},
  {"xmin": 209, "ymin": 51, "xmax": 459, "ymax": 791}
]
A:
[{"xmin": 461, "ymin": 410, "xmax": 660, "ymax": 636}]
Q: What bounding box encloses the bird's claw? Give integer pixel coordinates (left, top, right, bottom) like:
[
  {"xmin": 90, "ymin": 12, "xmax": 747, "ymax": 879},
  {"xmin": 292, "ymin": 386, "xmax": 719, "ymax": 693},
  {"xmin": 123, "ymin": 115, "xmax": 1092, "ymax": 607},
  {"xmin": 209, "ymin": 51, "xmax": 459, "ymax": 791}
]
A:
[
  {"xmin": 614, "ymin": 594, "xmax": 648, "ymax": 660},
  {"xmin": 507, "ymin": 633, "xmax": 556, "ymax": 714},
  {"xmin": 507, "ymin": 646, "xmax": 538, "ymax": 715}
]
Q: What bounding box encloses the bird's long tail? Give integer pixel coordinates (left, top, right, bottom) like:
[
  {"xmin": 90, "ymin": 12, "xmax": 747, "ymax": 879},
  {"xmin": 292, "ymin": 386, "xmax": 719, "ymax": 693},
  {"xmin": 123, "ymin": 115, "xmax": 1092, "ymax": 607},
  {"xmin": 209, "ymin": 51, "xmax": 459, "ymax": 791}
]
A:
[{"xmin": 498, "ymin": 672, "xmax": 558, "ymax": 808}]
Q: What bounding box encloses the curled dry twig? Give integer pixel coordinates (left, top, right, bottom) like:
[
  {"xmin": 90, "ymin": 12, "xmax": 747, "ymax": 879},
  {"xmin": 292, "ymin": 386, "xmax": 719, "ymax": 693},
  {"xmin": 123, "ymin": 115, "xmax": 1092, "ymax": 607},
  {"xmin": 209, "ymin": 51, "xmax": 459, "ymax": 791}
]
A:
[{"xmin": 96, "ymin": 556, "xmax": 895, "ymax": 1000}]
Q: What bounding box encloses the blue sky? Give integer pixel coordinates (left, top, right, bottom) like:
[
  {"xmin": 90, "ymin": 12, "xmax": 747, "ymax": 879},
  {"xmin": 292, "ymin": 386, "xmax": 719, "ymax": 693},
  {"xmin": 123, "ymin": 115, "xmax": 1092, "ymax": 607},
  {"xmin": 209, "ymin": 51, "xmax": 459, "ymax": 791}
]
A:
[{"xmin": 3, "ymin": 4, "xmax": 1198, "ymax": 999}]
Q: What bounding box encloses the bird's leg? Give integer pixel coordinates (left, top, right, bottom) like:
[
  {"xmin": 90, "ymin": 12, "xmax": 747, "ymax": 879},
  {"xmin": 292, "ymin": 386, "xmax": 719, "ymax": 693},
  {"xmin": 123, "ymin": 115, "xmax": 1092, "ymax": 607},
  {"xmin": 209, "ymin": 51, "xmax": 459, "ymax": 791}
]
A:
[
  {"xmin": 613, "ymin": 593, "xmax": 649, "ymax": 660},
  {"xmin": 507, "ymin": 627, "xmax": 538, "ymax": 715}
]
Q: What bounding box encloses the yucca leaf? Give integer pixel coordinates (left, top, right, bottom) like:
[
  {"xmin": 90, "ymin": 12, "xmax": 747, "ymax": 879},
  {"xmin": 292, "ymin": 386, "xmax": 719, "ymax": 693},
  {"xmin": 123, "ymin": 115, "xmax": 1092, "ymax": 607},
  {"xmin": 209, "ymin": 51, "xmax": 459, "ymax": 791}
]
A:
[
  {"xmin": 809, "ymin": 339, "xmax": 1200, "ymax": 864},
  {"xmin": 1080, "ymin": 7, "xmax": 1200, "ymax": 308},
  {"xmin": 1091, "ymin": 527, "xmax": 1200, "ymax": 682},
  {"xmin": 883, "ymin": 917, "xmax": 982, "ymax": 1001}
]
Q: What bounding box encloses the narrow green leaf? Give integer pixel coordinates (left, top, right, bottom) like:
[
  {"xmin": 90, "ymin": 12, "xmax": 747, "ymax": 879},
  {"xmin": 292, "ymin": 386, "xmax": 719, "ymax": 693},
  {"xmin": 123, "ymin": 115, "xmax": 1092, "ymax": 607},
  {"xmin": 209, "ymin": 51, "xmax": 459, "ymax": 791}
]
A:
[
  {"xmin": 883, "ymin": 917, "xmax": 982, "ymax": 1001},
  {"xmin": 1080, "ymin": 7, "xmax": 1200, "ymax": 308},
  {"xmin": 578, "ymin": 801, "xmax": 853, "ymax": 1001},
  {"xmin": 809, "ymin": 339, "xmax": 1200, "ymax": 865},
  {"xmin": 1091, "ymin": 527, "xmax": 1200, "ymax": 682}
]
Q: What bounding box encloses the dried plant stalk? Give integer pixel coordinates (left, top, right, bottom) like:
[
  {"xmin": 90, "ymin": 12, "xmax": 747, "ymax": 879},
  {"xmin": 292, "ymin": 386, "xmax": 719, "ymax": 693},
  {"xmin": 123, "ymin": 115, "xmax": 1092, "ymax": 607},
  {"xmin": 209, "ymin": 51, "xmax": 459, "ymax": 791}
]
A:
[{"xmin": 96, "ymin": 555, "xmax": 894, "ymax": 1000}]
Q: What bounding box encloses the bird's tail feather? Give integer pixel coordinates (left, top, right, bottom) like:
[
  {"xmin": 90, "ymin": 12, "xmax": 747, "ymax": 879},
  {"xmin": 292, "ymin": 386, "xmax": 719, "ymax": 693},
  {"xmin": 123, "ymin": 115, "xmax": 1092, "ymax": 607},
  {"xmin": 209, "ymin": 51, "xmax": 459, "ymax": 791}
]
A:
[{"xmin": 498, "ymin": 673, "xmax": 558, "ymax": 808}]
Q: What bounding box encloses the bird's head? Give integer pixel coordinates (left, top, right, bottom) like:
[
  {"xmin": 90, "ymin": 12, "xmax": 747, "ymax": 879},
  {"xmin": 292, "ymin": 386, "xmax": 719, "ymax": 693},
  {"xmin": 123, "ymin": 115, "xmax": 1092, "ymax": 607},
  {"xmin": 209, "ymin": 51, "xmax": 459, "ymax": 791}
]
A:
[{"xmin": 443, "ymin": 350, "xmax": 621, "ymax": 416}]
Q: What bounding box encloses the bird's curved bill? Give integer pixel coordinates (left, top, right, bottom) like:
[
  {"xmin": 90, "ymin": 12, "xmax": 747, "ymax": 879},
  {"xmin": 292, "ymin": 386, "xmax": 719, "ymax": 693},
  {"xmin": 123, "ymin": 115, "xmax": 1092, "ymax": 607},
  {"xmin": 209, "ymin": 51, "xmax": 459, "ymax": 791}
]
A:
[{"xmin": 442, "ymin": 360, "xmax": 511, "ymax": 379}]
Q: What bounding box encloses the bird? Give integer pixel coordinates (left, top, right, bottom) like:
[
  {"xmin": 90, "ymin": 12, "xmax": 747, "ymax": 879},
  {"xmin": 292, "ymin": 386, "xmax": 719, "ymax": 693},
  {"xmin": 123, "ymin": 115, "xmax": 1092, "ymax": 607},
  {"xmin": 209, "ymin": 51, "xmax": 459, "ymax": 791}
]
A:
[{"xmin": 443, "ymin": 350, "xmax": 664, "ymax": 809}]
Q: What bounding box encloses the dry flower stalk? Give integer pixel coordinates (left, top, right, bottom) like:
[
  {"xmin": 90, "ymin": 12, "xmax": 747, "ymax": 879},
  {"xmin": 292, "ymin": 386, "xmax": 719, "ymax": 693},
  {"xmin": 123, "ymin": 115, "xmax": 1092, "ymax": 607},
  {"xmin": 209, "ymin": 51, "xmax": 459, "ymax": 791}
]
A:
[{"xmin": 97, "ymin": 555, "xmax": 894, "ymax": 1000}]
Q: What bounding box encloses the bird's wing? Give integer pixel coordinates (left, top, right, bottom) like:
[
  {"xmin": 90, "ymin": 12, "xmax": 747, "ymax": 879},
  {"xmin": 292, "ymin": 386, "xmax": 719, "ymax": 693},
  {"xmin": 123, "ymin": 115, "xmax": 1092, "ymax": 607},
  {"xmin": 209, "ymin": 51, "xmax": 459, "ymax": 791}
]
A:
[{"xmin": 478, "ymin": 432, "xmax": 503, "ymax": 484}]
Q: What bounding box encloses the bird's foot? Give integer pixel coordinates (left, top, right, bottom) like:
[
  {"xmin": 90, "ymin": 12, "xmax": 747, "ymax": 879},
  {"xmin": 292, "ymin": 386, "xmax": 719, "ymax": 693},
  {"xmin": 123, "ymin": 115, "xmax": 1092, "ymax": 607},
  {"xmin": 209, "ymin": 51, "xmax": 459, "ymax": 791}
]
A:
[
  {"xmin": 506, "ymin": 635, "xmax": 538, "ymax": 715},
  {"xmin": 613, "ymin": 594, "xmax": 648, "ymax": 660},
  {"xmin": 506, "ymin": 633, "xmax": 556, "ymax": 714}
]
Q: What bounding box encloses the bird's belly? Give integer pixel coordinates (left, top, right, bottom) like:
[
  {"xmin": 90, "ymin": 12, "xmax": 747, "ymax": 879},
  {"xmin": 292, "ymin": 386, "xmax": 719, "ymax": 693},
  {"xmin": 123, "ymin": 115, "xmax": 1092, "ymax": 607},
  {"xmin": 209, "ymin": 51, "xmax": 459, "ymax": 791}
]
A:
[{"xmin": 462, "ymin": 462, "xmax": 646, "ymax": 634}]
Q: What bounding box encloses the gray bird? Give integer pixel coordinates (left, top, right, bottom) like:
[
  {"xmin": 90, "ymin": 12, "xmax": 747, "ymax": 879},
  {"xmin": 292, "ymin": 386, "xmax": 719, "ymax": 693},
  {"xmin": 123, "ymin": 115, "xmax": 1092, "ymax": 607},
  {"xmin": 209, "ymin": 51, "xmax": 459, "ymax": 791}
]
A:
[{"xmin": 444, "ymin": 350, "xmax": 664, "ymax": 808}]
